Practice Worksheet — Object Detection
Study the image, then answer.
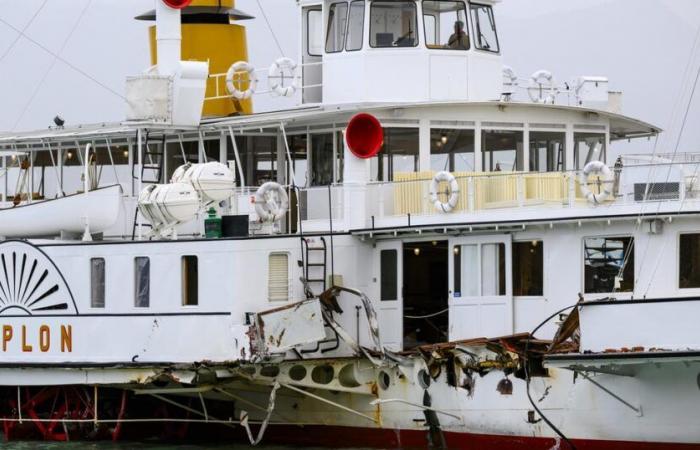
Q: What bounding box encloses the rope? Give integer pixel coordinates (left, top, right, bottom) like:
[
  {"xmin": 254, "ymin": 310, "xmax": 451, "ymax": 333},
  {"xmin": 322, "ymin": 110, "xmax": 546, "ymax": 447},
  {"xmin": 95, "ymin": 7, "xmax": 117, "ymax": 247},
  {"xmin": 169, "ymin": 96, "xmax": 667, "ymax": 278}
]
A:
[
  {"xmin": 0, "ymin": 0, "xmax": 48, "ymax": 65},
  {"xmin": 255, "ymin": 0, "xmax": 286, "ymax": 57},
  {"xmin": 404, "ymin": 308, "xmax": 449, "ymax": 320}
]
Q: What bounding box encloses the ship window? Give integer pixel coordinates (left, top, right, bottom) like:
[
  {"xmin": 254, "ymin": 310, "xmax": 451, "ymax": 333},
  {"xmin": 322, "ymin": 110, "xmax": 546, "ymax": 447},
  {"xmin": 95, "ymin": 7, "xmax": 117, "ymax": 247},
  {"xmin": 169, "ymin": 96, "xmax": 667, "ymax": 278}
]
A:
[
  {"xmin": 513, "ymin": 241, "xmax": 543, "ymax": 296},
  {"xmin": 679, "ymin": 234, "xmax": 700, "ymax": 289},
  {"xmin": 380, "ymin": 250, "xmax": 398, "ymax": 301},
  {"xmin": 584, "ymin": 237, "xmax": 634, "ymax": 293},
  {"xmin": 90, "ymin": 258, "xmax": 105, "ymax": 308},
  {"xmin": 310, "ymin": 133, "xmax": 334, "ymax": 186},
  {"xmin": 134, "ymin": 257, "xmax": 150, "ymax": 308},
  {"xmin": 268, "ymin": 253, "xmax": 290, "ymax": 302},
  {"xmin": 530, "ymin": 132, "xmax": 566, "ymax": 172},
  {"xmin": 431, "ymin": 129, "xmax": 474, "ymax": 172},
  {"xmin": 346, "ymin": 1, "xmax": 365, "ymax": 51},
  {"xmin": 423, "ymin": 1, "xmax": 469, "ymax": 50},
  {"xmin": 482, "ymin": 130, "xmax": 523, "ymax": 172},
  {"xmin": 469, "ymin": 3, "xmax": 499, "ymax": 53},
  {"xmin": 326, "ymin": 2, "xmax": 349, "ymax": 53},
  {"xmin": 370, "ymin": 1, "xmax": 418, "ymax": 48},
  {"xmin": 574, "ymin": 133, "xmax": 606, "ymax": 170},
  {"xmin": 182, "ymin": 256, "xmax": 198, "ymax": 306},
  {"xmin": 286, "ymin": 134, "xmax": 309, "ymax": 187},
  {"xmin": 453, "ymin": 244, "xmax": 505, "ymax": 296},
  {"xmin": 307, "ymin": 9, "xmax": 323, "ymax": 56},
  {"xmin": 370, "ymin": 128, "xmax": 419, "ymax": 181}
]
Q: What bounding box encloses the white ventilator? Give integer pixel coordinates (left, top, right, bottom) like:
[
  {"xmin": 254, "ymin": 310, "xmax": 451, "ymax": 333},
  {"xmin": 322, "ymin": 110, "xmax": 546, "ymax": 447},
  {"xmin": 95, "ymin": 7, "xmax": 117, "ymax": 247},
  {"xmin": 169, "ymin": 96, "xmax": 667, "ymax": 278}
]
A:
[
  {"xmin": 254, "ymin": 182, "xmax": 289, "ymax": 222},
  {"xmin": 138, "ymin": 183, "xmax": 200, "ymax": 234},
  {"xmin": 429, "ymin": 171, "xmax": 460, "ymax": 213},
  {"xmin": 172, "ymin": 162, "xmax": 236, "ymax": 202},
  {"xmin": 579, "ymin": 160, "xmax": 614, "ymax": 205}
]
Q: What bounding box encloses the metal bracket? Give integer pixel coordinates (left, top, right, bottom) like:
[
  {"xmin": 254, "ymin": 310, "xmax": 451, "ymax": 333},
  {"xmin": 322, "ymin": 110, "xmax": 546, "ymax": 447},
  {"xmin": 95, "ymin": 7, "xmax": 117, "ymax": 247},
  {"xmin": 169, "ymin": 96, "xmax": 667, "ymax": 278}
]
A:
[{"xmin": 578, "ymin": 371, "xmax": 642, "ymax": 417}]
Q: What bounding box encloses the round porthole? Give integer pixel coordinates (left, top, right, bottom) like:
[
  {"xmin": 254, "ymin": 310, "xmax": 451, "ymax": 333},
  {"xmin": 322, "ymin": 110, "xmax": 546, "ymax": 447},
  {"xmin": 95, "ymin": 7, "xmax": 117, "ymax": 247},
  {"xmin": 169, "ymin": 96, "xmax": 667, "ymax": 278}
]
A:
[
  {"xmin": 311, "ymin": 365, "xmax": 335, "ymax": 385},
  {"xmin": 289, "ymin": 365, "xmax": 307, "ymax": 381},
  {"xmin": 378, "ymin": 371, "xmax": 391, "ymax": 390},
  {"xmin": 260, "ymin": 365, "xmax": 280, "ymax": 378},
  {"xmin": 418, "ymin": 369, "xmax": 431, "ymax": 389}
]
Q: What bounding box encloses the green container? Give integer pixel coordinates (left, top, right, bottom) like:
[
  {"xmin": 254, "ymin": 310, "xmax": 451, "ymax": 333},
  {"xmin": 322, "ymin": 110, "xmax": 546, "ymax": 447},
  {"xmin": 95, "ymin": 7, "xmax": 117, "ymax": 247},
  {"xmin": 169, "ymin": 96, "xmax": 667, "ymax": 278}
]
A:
[{"xmin": 204, "ymin": 208, "xmax": 222, "ymax": 238}]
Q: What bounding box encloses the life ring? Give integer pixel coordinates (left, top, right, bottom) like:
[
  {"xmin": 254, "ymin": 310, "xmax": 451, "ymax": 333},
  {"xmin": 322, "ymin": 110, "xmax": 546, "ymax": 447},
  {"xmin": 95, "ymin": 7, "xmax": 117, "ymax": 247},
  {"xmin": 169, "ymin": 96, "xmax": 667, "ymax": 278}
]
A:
[
  {"xmin": 528, "ymin": 69, "xmax": 557, "ymax": 103},
  {"xmin": 579, "ymin": 161, "xmax": 614, "ymax": 204},
  {"xmin": 429, "ymin": 171, "xmax": 460, "ymax": 213},
  {"xmin": 226, "ymin": 61, "xmax": 258, "ymax": 100},
  {"xmin": 254, "ymin": 182, "xmax": 289, "ymax": 222},
  {"xmin": 268, "ymin": 57, "xmax": 300, "ymax": 97},
  {"xmin": 502, "ymin": 65, "xmax": 518, "ymax": 93}
]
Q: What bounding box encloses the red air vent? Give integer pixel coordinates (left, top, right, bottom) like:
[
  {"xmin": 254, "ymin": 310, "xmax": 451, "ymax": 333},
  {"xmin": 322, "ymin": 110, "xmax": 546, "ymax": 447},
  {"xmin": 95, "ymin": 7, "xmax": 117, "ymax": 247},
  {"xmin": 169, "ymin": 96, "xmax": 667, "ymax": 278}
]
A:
[
  {"xmin": 345, "ymin": 113, "xmax": 384, "ymax": 159},
  {"xmin": 162, "ymin": 0, "xmax": 192, "ymax": 9}
]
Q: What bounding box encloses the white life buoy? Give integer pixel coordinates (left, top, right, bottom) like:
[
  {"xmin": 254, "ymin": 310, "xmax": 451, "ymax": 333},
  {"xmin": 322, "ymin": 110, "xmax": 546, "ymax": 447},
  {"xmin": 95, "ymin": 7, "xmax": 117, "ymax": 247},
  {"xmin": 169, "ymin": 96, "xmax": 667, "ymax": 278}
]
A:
[
  {"xmin": 528, "ymin": 69, "xmax": 557, "ymax": 104},
  {"xmin": 502, "ymin": 65, "xmax": 518, "ymax": 94},
  {"xmin": 268, "ymin": 57, "xmax": 300, "ymax": 97},
  {"xmin": 226, "ymin": 61, "xmax": 258, "ymax": 100},
  {"xmin": 429, "ymin": 171, "xmax": 460, "ymax": 213},
  {"xmin": 254, "ymin": 182, "xmax": 289, "ymax": 222},
  {"xmin": 579, "ymin": 161, "xmax": 614, "ymax": 204}
]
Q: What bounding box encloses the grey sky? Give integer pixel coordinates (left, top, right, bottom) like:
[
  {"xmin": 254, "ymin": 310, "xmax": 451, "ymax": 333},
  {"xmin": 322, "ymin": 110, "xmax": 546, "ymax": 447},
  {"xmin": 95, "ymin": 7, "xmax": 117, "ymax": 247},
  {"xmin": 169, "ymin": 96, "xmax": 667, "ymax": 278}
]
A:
[{"xmin": 0, "ymin": 0, "xmax": 698, "ymax": 154}]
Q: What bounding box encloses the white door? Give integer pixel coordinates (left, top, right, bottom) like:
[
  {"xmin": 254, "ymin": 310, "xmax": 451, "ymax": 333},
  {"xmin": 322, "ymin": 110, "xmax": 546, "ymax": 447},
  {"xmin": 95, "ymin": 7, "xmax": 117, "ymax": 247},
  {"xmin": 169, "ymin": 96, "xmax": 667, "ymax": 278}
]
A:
[
  {"xmin": 374, "ymin": 241, "xmax": 402, "ymax": 351},
  {"xmin": 448, "ymin": 235, "xmax": 513, "ymax": 340}
]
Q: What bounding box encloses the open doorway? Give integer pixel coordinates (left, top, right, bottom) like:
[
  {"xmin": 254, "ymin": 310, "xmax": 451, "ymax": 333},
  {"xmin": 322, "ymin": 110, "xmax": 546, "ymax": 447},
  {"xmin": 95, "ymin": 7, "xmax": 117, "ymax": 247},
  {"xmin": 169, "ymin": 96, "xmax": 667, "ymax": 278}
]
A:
[{"xmin": 403, "ymin": 241, "xmax": 449, "ymax": 349}]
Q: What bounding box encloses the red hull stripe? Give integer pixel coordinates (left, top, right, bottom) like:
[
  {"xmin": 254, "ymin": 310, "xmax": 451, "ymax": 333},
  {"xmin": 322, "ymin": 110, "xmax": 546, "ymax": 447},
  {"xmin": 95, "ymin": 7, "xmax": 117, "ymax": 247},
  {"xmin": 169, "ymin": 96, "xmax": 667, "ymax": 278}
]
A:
[{"xmin": 256, "ymin": 425, "xmax": 700, "ymax": 450}]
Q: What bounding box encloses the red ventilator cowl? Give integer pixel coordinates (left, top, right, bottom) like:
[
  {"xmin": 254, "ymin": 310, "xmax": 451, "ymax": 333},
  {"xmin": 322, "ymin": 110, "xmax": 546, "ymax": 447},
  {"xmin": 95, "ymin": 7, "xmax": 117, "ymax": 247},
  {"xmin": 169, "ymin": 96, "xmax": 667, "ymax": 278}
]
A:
[
  {"xmin": 162, "ymin": 0, "xmax": 192, "ymax": 9},
  {"xmin": 345, "ymin": 113, "xmax": 384, "ymax": 159}
]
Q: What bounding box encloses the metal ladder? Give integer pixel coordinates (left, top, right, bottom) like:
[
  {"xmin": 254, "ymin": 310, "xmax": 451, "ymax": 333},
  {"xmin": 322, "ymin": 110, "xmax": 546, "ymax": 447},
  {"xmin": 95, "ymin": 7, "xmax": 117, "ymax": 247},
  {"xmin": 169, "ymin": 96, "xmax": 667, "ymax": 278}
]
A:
[
  {"xmin": 300, "ymin": 237, "xmax": 340, "ymax": 354},
  {"xmin": 131, "ymin": 134, "xmax": 166, "ymax": 239}
]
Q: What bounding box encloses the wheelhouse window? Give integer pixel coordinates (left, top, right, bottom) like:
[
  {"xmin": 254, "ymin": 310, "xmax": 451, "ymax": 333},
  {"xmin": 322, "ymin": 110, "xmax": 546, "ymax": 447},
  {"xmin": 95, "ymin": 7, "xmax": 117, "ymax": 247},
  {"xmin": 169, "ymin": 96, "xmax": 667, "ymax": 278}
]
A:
[
  {"xmin": 346, "ymin": 1, "xmax": 365, "ymax": 51},
  {"xmin": 307, "ymin": 8, "xmax": 324, "ymax": 56},
  {"xmin": 584, "ymin": 237, "xmax": 634, "ymax": 293},
  {"xmin": 513, "ymin": 241, "xmax": 543, "ymax": 296},
  {"xmin": 679, "ymin": 234, "xmax": 700, "ymax": 289},
  {"xmin": 326, "ymin": 2, "xmax": 349, "ymax": 53},
  {"xmin": 370, "ymin": 128, "xmax": 419, "ymax": 181},
  {"xmin": 469, "ymin": 3, "xmax": 499, "ymax": 52},
  {"xmin": 370, "ymin": 1, "xmax": 418, "ymax": 48},
  {"xmin": 430, "ymin": 129, "xmax": 474, "ymax": 172},
  {"xmin": 423, "ymin": 1, "xmax": 469, "ymax": 50},
  {"xmin": 134, "ymin": 257, "xmax": 150, "ymax": 308},
  {"xmin": 380, "ymin": 249, "xmax": 398, "ymax": 301},
  {"xmin": 574, "ymin": 133, "xmax": 606, "ymax": 170},
  {"xmin": 482, "ymin": 130, "xmax": 523, "ymax": 172},
  {"xmin": 268, "ymin": 253, "xmax": 290, "ymax": 302},
  {"xmin": 182, "ymin": 256, "xmax": 198, "ymax": 306},
  {"xmin": 530, "ymin": 132, "xmax": 565, "ymax": 172},
  {"xmin": 90, "ymin": 258, "xmax": 105, "ymax": 308}
]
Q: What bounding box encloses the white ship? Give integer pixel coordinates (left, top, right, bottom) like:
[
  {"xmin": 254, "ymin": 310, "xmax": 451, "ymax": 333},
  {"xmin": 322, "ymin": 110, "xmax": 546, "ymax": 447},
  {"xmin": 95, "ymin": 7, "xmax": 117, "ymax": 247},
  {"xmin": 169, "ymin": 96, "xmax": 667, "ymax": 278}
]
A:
[{"xmin": 0, "ymin": 0, "xmax": 698, "ymax": 448}]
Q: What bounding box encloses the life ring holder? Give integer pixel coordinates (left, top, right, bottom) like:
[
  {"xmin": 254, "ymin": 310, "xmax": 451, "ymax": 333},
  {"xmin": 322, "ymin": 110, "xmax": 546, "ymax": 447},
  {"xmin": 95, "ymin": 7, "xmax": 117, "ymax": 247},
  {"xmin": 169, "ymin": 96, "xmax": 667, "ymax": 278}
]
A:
[
  {"xmin": 268, "ymin": 57, "xmax": 300, "ymax": 97},
  {"xmin": 226, "ymin": 61, "xmax": 258, "ymax": 100},
  {"xmin": 528, "ymin": 69, "xmax": 557, "ymax": 103},
  {"xmin": 254, "ymin": 182, "xmax": 289, "ymax": 222},
  {"xmin": 429, "ymin": 171, "xmax": 460, "ymax": 213},
  {"xmin": 579, "ymin": 161, "xmax": 614, "ymax": 205}
]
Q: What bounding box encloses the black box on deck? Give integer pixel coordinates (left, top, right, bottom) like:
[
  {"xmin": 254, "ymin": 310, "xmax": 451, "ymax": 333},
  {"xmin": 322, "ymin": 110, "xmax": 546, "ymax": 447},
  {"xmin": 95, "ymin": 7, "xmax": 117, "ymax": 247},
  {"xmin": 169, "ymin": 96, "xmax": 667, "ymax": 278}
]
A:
[{"xmin": 222, "ymin": 215, "xmax": 249, "ymax": 237}]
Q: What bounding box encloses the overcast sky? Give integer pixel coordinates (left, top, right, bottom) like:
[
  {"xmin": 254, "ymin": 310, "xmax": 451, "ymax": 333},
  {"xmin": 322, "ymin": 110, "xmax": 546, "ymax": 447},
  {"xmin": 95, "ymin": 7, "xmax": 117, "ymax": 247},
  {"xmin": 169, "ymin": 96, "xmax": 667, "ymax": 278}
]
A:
[{"xmin": 0, "ymin": 0, "xmax": 698, "ymax": 154}]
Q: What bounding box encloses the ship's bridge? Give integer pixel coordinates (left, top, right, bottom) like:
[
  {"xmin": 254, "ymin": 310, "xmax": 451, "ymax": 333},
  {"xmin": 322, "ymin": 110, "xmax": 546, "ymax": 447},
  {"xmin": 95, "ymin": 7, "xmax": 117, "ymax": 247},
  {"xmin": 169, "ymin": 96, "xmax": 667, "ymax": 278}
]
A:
[{"xmin": 300, "ymin": 0, "xmax": 503, "ymax": 105}]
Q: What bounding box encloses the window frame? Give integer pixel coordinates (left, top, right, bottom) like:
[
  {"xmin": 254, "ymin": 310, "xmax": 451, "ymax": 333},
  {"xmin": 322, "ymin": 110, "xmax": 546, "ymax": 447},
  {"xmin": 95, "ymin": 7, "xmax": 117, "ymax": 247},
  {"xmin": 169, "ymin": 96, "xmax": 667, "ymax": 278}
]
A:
[
  {"xmin": 90, "ymin": 257, "xmax": 106, "ymax": 309},
  {"xmin": 678, "ymin": 232, "xmax": 700, "ymax": 290},
  {"xmin": 345, "ymin": 0, "xmax": 366, "ymax": 52},
  {"xmin": 369, "ymin": 1, "xmax": 420, "ymax": 49},
  {"xmin": 582, "ymin": 236, "xmax": 635, "ymax": 295},
  {"xmin": 469, "ymin": 2, "xmax": 500, "ymax": 54},
  {"xmin": 181, "ymin": 255, "xmax": 199, "ymax": 307},
  {"xmin": 422, "ymin": 0, "xmax": 470, "ymax": 51},
  {"xmin": 512, "ymin": 240, "xmax": 544, "ymax": 298},
  {"xmin": 307, "ymin": 8, "xmax": 324, "ymax": 57},
  {"xmin": 134, "ymin": 256, "xmax": 150, "ymax": 308},
  {"xmin": 380, "ymin": 249, "xmax": 398, "ymax": 301},
  {"xmin": 326, "ymin": 1, "xmax": 349, "ymax": 54}
]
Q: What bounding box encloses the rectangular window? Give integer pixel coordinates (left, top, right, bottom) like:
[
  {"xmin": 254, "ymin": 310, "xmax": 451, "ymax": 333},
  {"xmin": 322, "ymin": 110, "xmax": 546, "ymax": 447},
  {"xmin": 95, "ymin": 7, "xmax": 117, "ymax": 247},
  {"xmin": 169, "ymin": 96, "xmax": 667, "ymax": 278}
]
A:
[
  {"xmin": 529, "ymin": 132, "xmax": 565, "ymax": 172},
  {"xmin": 431, "ymin": 129, "xmax": 475, "ymax": 172},
  {"xmin": 370, "ymin": 1, "xmax": 418, "ymax": 48},
  {"xmin": 680, "ymin": 234, "xmax": 700, "ymax": 288},
  {"xmin": 423, "ymin": 1, "xmax": 469, "ymax": 50},
  {"xmin": 182, "ymin": 256, "xmax": 198, "ymax": 306},
  {"xmin": 346, "ymin": 1, "xmax": 365, "ymax": 51},
  {"xmin": 326, "ymin": 2, "xmax": 349, "ymax": 53},
  {"xmin": 513, "ymin": 241, "xmax": 543, "ymax": 296},
  {"xmin": 268, "ymin": 253, "xmax": 290, "ymax": 302},
  {"xmin": 453, "ymin": 243, "xmax": 504, "ymax": 296},
  {"xmin": 90, "ymin": 258, "xmax": 105, "ymax": 308},
  {"xmin": 481, "ymin": 243, "xmax": 506, "ymax": 296},
  {"xmin": 584, "ymin": 237, "xmax": 634, "ymax": 293},
  {"xmin": 574, "ymin": 133, "xmax": 606, "ymax": 170},
  {"xmin": 482, "ymin": 130, "xmax": 523, "ymax": 172},
  {"xmin": 469, "ymin": 3, "xmax": 499, "ymax": 52},
  {"xmin": 310, "ymin": 133, "xmax": 334, "ymax": 186},
  {"xmin": 380, "ymin": 249, "xmax": 398, "ymax": 301},
  {"xmin": 370, "ymin": 128, "xmax": 419, "ymax": 181},
  {"xmin": 134, "ymin": 257, "xmax": 150, "ymax": 308},
  {"xmin": 307, "ymin": 9, "xmax": 324, "ymax": 56}
]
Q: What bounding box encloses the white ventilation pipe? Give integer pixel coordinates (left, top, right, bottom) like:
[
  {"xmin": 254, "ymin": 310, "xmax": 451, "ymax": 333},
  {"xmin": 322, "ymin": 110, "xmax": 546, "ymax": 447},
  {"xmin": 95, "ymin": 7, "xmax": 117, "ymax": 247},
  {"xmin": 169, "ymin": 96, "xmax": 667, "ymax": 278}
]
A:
[{"xmin": 155, "ymin": 0, "xmax": 183, "ymax": 77}]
